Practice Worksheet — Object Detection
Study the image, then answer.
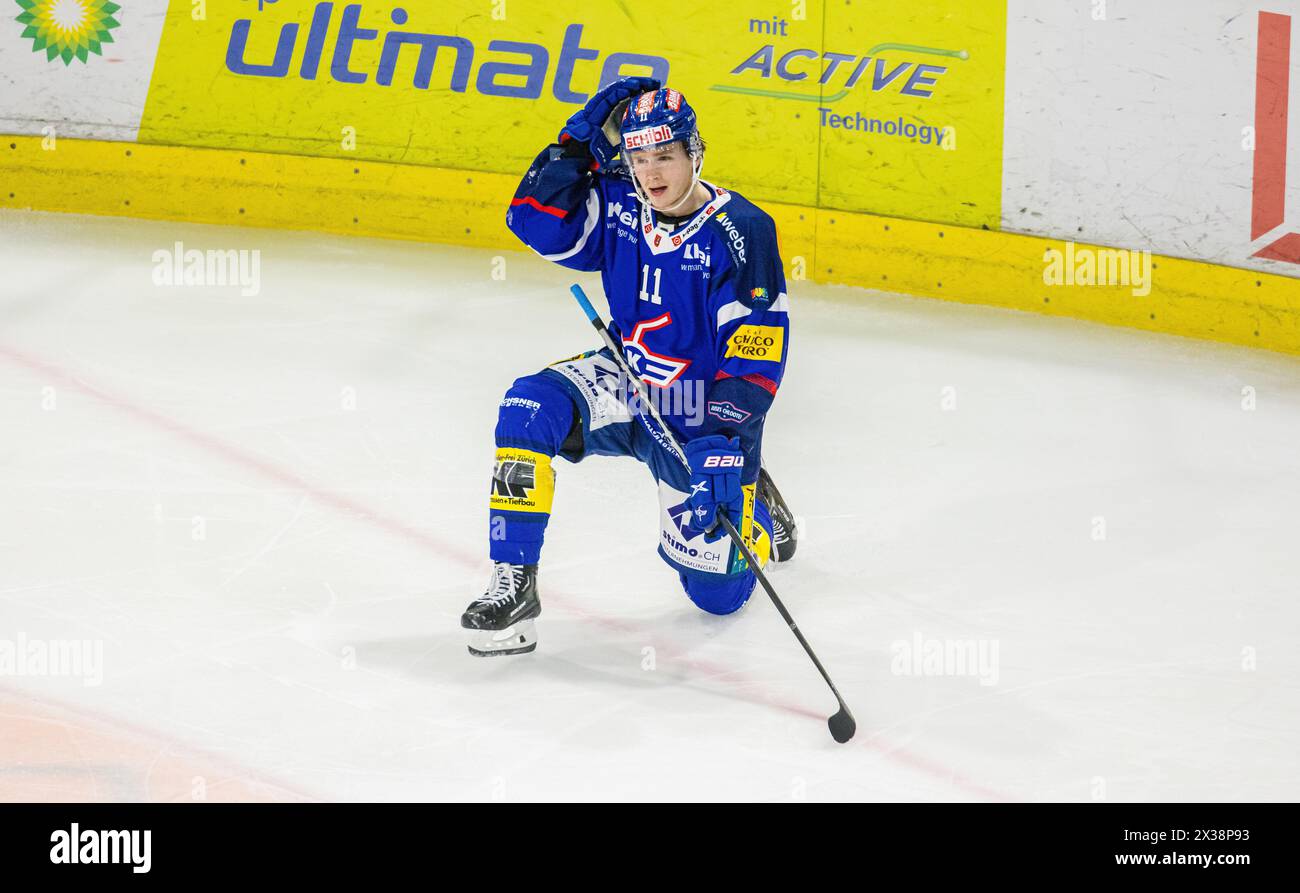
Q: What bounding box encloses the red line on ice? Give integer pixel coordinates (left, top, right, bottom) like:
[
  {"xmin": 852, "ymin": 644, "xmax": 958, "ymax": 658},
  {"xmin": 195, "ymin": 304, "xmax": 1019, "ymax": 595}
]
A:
[{"xmin": 0, "ymin": 340, "xmax": 1014, "ymax": 802}]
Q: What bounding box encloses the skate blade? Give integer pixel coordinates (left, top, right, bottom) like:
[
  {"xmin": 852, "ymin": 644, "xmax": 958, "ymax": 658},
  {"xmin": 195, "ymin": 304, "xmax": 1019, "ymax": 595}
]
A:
[{"xmin": 466, "ymin": 618, "xmax": 537, "ymax": 657}]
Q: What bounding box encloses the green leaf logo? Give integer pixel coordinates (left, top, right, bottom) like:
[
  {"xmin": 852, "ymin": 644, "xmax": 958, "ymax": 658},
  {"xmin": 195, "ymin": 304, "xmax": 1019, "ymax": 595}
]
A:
[{"xmin": 15, "ymin": 0, "xmax": 121, "ymax": 66}]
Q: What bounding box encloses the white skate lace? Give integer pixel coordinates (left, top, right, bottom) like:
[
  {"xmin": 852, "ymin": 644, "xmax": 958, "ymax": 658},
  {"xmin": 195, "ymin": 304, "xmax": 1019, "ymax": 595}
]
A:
[{"xmin": 476, "ymin": 563, "xmax": 523, "ymax": 608}]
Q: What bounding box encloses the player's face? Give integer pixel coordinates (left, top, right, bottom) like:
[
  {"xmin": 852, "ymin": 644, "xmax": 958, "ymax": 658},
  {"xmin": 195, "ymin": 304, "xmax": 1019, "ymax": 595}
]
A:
[{"xmin": 628, "ymin": 142, "xmax": 696, "ymax": 211}]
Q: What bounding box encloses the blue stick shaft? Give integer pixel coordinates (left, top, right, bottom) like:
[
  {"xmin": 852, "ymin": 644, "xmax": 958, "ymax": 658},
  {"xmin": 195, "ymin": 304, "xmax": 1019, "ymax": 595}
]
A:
[
  {"xmin": 569, "ymin": 284, "xmax": 688, "ymax": 468},
  {"xmin": 569, "ymin": 284, "xmax": 601, "ymax": 326}
]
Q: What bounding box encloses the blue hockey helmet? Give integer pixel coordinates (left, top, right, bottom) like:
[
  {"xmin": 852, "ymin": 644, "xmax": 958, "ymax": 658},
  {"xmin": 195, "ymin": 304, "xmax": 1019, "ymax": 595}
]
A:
[
  {"xmin": 618, "ymin": 87, "xmax": 704, "ymax": 159},
  {"xmin": 617, "ymin": 87, "xmax": 706, "ymax": 212}
]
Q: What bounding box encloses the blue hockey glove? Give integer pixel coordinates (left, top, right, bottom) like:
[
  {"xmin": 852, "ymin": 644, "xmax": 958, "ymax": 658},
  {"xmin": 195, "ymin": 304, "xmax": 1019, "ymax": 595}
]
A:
[
  {"xmin": 684, "ymin": 435, "xmax": 745, "ymax": 542},
  {"xmin": 559, "ymin": 75, "xmax": 660, "ymax": 169}
]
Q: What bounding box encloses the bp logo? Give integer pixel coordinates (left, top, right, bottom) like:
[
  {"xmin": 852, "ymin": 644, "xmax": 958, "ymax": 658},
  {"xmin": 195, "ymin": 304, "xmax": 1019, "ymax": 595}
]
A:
[{"xmin": 14, "ymin": 0, "xmax": 120, "ymax": 66}]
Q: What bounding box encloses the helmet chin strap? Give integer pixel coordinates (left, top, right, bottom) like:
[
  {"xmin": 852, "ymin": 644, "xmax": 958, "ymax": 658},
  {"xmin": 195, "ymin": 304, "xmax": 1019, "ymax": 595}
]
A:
[{"xmin": 634, "ymin": 151, "xmax": 706, "ymax": 216}]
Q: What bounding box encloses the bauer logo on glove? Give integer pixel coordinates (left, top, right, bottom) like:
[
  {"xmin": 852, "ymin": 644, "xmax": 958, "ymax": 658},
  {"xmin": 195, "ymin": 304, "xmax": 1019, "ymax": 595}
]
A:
[{"xmin": 684, "ymin": 435, "xmax": 745, "ymax": 540}]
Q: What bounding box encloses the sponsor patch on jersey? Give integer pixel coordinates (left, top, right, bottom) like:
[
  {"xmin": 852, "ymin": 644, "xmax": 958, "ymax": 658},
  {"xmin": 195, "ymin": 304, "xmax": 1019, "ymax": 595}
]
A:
[
  {"xmin": 488, "ymin": 448, "xmax": 555, "ymax": 515},
  {"xmin": 707, "ymin": 400, "xmax": 752, "ymax": 424},
  {"xmin": 750, "ymin": 287, "xmax": 768, "ymax": 301},
  {"xmin": 547, "ymin": 352, "xmax": 629, "ymax": 431},
  {"xmin": 499, "ymin": 396, "xmax": 542, "ymax": 414},
  {"xmin": 714, "ymin": 210, "xmax": 748, "ymax": 265},
  {"xmin": 657, "ymin": 482, "xmax": 765, "ymax": 577},
  {"xmin": 658, "ymin": 482, "xmax": 731, "ymax": 575},
  {"xmin": 683, "ymin": 243, "xmax": 711, "ymax": 267},
  {"xmin": 724, "ymin": 325, "xmax": 785, "ymax": 362}
]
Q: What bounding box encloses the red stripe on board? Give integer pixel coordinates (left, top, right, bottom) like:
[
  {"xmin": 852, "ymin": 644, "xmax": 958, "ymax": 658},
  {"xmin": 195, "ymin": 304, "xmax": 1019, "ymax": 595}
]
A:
[
  {"xmin": 510, "ymin": 195, "xmax": 568, "ymax": 219},
  {"xmin": 1252, "ymin": 12, "xmax": 1291, "ymax": 240},
  {"xmin": 1253, "ymin": 230, "xmax": 1300, "ymax": 262}
]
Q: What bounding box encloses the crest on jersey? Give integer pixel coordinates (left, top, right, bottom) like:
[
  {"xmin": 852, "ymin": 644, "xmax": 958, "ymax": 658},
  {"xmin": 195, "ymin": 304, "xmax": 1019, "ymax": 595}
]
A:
[{"xmin": 623, "ymin": 313, "xmax": 691, "ymax": 387}]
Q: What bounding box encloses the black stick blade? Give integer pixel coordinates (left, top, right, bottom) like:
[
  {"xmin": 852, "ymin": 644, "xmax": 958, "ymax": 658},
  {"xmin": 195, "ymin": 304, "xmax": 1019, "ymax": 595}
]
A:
[{"xmin": 828, "ymin": 708, "xmax": 856, "ymax": 744}]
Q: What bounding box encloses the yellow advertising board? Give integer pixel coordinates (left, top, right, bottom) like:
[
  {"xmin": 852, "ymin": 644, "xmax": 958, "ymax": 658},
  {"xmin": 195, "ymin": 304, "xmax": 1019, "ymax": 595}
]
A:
[
  {"xmin": 139, "ymin": 0, "xmax": 1002, "ymax": 224},
  {"xmin": 813, "ymin": 1, "xmax": 1005, "ymax": 228}
]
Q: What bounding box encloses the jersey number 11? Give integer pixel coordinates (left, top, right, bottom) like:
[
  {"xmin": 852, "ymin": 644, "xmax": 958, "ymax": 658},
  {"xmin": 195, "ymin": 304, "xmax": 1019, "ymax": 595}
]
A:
[{"xmin": 639, "ymin": 265, "xmax": 663, "ymax": 305}]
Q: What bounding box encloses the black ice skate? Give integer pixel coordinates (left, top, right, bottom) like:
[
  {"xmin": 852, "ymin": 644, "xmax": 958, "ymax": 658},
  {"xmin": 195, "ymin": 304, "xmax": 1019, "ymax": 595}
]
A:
[
  {"xmin": 462, "ymin": 562, "xmax": 541, "ymax": 657},
  {"xmin": 757, "ymin": 466, "xmax": 798, "ymax": 563}
]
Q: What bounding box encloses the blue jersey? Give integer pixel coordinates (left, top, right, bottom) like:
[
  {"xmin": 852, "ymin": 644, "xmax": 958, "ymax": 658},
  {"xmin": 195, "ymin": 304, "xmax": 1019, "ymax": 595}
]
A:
[{"xmin": 506, "ymin": 141, "xmax": 790, "ymax": 482}]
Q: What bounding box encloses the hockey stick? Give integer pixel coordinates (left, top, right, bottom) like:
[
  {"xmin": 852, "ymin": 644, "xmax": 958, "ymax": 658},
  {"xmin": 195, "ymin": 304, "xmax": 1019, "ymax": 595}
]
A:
[{"xmin": 568, "ymin": 284, "xmax": 857, "ymax": 744}]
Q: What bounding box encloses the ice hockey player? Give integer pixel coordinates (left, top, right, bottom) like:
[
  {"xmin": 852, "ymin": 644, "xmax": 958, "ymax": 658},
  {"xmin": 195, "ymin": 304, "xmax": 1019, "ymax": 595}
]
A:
[{"xmin": 461, "ymin": 76, "xmax": 798, "ymax": 656}]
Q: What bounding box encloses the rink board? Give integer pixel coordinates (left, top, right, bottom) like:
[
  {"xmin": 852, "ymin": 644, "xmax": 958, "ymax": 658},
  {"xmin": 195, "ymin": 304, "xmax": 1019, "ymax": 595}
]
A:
[
  {"xmin": 4, "ymin": 0, "xmax": 1300, "ymax": 281},
  {"xmin": 1002, "ymin": 1, "xmax": 1300, "ymax": 280},
  {"xmin": 4, "ymin": 134, "xmax": 1295, "ymax": 355},
  {"xmin": 0, "ymin": 0, "xmax": 1004, "ymax": 228}
]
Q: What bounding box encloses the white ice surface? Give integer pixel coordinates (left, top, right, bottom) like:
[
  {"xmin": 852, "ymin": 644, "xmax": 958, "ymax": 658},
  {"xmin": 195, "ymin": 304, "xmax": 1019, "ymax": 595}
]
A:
[{"xmin": 1, "ymin": 210, "xmax": 1298, "ymax": 802}]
